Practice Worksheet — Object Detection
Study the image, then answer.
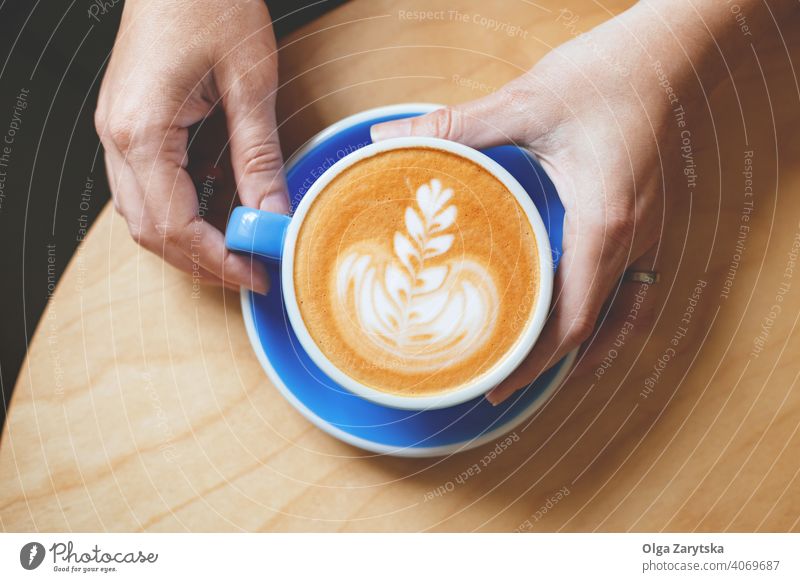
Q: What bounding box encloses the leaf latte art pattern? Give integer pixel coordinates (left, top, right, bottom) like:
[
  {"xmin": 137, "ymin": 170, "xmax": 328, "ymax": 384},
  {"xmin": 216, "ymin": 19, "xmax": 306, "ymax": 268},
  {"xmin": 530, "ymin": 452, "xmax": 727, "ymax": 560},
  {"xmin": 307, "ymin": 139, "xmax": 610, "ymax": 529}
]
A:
[{"xmin": 336, "ymin": 179, "xmax": 499, "ymax": 371}]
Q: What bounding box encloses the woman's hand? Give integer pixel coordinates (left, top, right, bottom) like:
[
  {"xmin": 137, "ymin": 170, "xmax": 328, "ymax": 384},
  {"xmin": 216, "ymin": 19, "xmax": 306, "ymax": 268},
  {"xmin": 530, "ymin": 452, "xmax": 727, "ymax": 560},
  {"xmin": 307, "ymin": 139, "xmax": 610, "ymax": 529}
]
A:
[
  {"xmin": 371, "ymin": 0, "xmax": 784, "ymax": 403},
  {"xmin": 95, "ymin": 0, "xmax": 288, "ymax": 293}
]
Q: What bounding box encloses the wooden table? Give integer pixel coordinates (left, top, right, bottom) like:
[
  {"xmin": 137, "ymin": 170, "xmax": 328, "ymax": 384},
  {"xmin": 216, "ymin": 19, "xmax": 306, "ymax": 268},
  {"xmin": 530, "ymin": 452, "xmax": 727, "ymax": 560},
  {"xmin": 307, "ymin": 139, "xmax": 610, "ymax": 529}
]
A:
[{"xmin": 2, "ymin": 0, "xmax": 800, "ymax": 532}]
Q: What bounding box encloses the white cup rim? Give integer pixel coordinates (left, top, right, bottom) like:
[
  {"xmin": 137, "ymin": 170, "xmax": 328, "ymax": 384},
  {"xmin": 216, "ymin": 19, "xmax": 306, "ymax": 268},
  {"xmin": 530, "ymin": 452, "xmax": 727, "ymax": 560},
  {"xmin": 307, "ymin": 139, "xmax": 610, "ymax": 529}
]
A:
[{"xmin": 282, "ymin": 136, "xmax": 553, "ymax": 410}]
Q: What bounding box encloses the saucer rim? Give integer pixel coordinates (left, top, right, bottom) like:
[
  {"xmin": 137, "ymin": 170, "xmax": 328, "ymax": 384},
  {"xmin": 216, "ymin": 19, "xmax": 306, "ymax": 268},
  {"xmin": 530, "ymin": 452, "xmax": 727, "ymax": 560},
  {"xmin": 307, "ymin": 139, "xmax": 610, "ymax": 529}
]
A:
[{"xmin": 241, "ymin": 288, "xmax": 578, "ymax": 457}]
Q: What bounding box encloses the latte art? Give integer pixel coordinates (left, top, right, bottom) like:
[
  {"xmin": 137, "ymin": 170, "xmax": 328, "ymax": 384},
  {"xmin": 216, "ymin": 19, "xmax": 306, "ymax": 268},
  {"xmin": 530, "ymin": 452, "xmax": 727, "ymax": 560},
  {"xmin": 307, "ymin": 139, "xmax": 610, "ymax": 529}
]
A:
[
  {"xmin": 293, "ymin": 147, "xmax": 539, "ymax": 397},
  {"xmin": 336, "ymin": 179, "xmax": 499, "ymax": 370}
]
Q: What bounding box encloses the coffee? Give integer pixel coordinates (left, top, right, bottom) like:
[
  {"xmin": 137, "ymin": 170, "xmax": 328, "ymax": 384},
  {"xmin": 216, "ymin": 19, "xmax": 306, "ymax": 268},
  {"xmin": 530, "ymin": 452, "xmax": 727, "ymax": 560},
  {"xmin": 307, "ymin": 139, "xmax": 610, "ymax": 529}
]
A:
[{"xmin": 294, "ymin": 147, "xmax": 539, "ymax": 397}]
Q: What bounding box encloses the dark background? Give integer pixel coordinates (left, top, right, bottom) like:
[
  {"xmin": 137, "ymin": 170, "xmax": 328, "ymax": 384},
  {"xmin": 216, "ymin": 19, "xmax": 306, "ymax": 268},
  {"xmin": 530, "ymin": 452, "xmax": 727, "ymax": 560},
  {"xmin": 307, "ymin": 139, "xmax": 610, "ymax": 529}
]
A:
[{"xmin": 0, "ymin": 0, "xmax": 347, "ymax": 430}]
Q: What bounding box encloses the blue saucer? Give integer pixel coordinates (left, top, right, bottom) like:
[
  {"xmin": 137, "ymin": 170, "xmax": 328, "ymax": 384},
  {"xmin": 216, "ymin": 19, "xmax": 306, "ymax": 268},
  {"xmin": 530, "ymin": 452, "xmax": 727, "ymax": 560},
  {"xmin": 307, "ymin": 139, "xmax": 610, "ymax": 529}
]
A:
[{"xmin": 239, "ymin": 104, "xmax": 575, "ymax": 457}]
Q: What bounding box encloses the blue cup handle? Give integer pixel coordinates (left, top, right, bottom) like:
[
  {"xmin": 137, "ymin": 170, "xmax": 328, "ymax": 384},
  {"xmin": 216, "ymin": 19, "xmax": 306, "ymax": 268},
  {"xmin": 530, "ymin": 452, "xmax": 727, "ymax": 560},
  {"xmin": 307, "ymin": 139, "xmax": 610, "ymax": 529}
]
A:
[{"xmin": 225, "ymin": 206, "xmax": 291, "ymax": 261}]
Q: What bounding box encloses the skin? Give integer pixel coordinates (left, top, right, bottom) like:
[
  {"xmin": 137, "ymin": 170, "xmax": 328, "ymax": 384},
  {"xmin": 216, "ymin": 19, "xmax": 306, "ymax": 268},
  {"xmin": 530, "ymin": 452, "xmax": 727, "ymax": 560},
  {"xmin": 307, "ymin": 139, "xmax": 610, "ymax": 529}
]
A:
[
  {"xmin": 97, "ymin": 0, "xmax": 796, "ymax": 402},
  {"xmin": 372, "ymin": 0, "xmax": 797, "ymax": 404},
  {"xmin": 95, "ymin": 0, "xmax": 288, "ymax": 294}
]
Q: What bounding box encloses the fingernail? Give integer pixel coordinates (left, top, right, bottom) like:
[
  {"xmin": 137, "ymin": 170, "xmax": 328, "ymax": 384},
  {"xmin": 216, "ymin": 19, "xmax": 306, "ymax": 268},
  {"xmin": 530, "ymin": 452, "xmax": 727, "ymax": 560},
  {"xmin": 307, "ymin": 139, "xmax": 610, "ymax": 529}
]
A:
[
  {"xmin": 248, "ymin": 261, "xmax": 270, "ymax": 295},
  {"xmin": 370, "ymin": 121, "xmax": 411, "ymax": 142},
  {"xmin": 259, "ymin": 193, "xmax": 290, "ymax": 214}
]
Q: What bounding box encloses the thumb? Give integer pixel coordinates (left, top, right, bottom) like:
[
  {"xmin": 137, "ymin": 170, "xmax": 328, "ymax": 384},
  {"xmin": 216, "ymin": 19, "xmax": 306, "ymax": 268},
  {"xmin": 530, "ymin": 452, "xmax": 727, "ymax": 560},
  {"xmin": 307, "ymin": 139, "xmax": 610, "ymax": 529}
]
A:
[
  {"xmin": 217, "ymin": 58, "xmax": 290, "ymax": 214},
  {"xmin": 370, "ymin": 87, "xmax": 533, "ymax": 149}
]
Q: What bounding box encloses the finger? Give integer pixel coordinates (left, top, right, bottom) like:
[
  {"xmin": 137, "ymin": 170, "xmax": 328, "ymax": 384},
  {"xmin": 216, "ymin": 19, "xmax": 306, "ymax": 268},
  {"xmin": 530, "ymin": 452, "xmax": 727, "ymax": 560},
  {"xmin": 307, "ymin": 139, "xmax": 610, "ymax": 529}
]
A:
[
  {"xmin": 117, "ymin": 125, "xmax": 269, "ymax": 294},
  {"xmin": 576, "ymin": 257, "xmax": 659, "ymax": 375},
  {"xmin": 105, "ymin": 147, "xmax": 231, "ymax": 288},
  {"xmin": 486, "ymin": 215, "xmax": 633, "ymax": 405},
  {"xmin": 214, "ymin": 37, "xmax": 289, "ymax": 213},
  {"xmin": 104, "ymin": 147, "xmax": 143, "ymax": 222},
  {"xmin": 135, "ymin": 150, "xmax": 269, "ymax": 294},
  {"xmin": 370, "ymin": 84, "xmax": 540, "ymax": 149}
]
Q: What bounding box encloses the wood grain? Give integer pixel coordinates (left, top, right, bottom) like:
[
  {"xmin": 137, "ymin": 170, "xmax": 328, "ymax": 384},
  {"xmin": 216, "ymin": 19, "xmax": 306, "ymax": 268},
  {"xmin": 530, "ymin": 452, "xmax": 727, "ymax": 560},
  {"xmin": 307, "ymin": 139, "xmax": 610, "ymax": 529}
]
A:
[{"xmin": 2, "ymin": 0, "xmax": 799, "ymax": 532}]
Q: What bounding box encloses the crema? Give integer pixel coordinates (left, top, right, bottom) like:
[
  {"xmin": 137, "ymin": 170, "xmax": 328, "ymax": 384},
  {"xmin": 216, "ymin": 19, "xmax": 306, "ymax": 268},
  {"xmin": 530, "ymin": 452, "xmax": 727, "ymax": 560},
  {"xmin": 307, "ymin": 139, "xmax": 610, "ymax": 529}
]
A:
[{"xmin": 294, "ymin": 147, "xmax": 539, "ymax": 397}]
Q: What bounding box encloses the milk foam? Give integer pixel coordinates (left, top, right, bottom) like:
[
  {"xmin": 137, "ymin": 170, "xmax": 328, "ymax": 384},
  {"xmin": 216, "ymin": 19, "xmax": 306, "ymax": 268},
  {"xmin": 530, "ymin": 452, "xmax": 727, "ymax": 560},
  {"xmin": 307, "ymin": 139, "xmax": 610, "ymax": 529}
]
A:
[{"xmin": 336, "ymin": 179, "xmax": 499, "ymax": 370}]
